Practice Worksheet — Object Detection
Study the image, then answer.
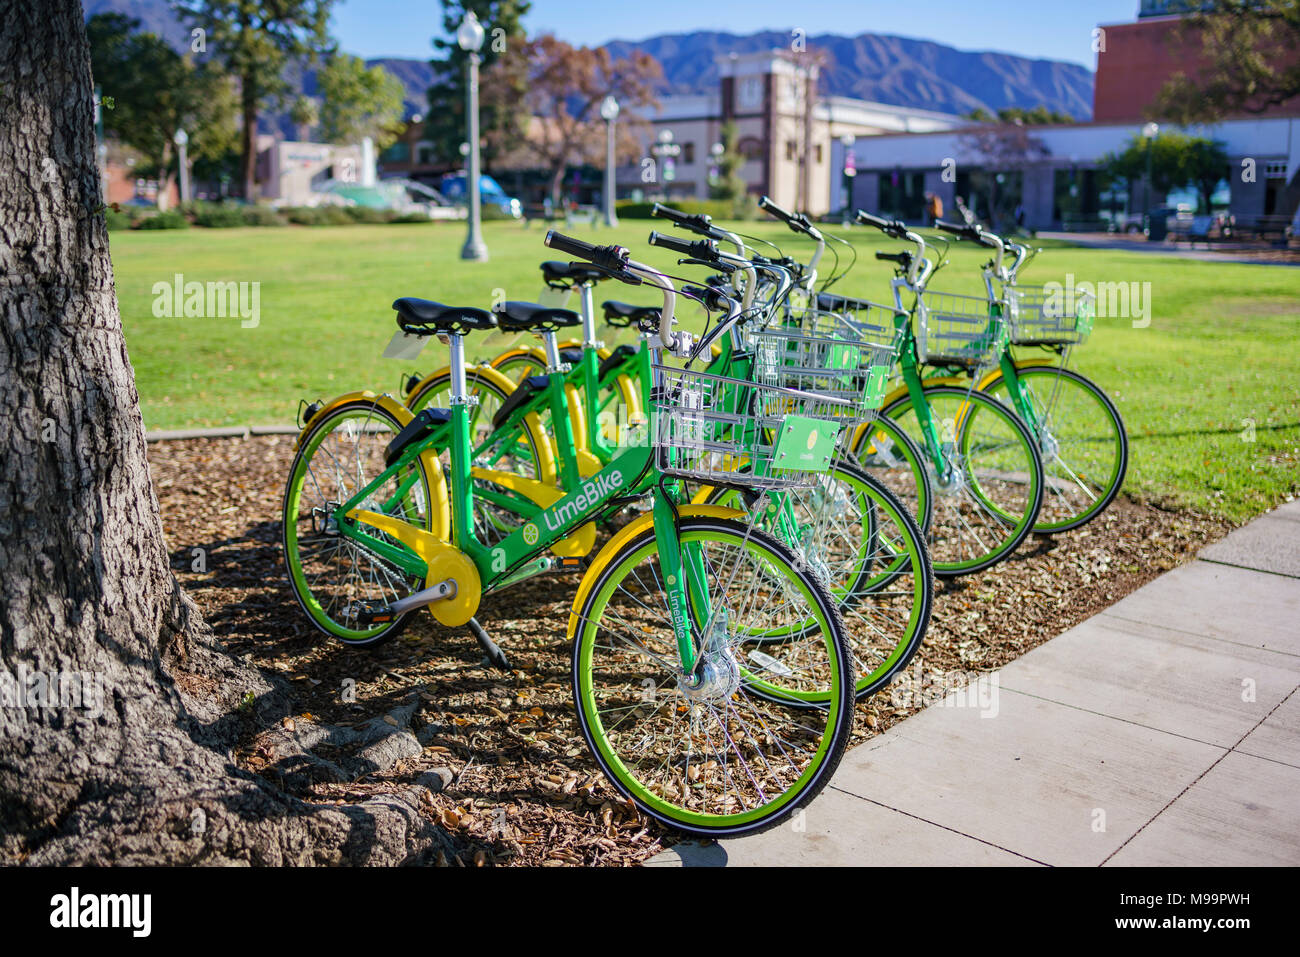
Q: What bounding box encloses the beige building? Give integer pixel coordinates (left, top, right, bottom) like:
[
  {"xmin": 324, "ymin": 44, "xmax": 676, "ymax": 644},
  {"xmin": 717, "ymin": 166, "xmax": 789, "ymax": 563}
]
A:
[
  {"xmin": 622, "ymin": 50, "xmax": 964, "ymax": 215},
  {"xmin": 255, "ymin": 135, "xmax": 370, "ymax": 206}
]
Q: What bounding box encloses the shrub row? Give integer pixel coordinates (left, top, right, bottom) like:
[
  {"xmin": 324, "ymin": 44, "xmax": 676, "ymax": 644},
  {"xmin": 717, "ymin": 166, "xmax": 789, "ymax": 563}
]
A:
[
  {"xmin": 614, "ymin": 196, "xmax": 760, "ymax": 220},
  {"xmin": 110, "ymin": 201, "xmax": 435, "ymax": 231}
]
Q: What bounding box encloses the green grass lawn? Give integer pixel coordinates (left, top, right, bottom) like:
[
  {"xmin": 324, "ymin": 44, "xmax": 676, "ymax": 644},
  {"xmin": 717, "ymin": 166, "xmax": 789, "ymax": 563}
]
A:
[{"xmin": 109, "ymin": 218, "xmax": 1299, "ymax": 522}]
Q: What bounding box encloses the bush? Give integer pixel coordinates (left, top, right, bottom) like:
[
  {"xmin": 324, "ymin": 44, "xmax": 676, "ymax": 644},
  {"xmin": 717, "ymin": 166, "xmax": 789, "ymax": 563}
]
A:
[
  {"xmin": 391, "ymin": 211, "xmax": 432, "ymax": 224},
  {"xmin": 135, "ymin": 210, "xmax": 189, "ymax": 230},
  {"xmin": 615, "ymin": 198, "xmax": 737, "ymax": 220},
  {"xmin": 283, "ymin": 205, "xmax": 356, "ymax": 226},
  {"xmin": 240, "ymin": 205, "xmax": 287, "ymax": 227},
  {"xmin": 103, "ymin": 206, "xmax": 133, "ymax": 231},
  {"xmin": 480, "ymin": 203, "xmax": 516, "ymax": 221},
  {"xmin": 341, "ymin": 206, "xmax": 397, "ymax": 224},
  {"xmin": 192, "ymin": 205, "xmax": 246, "ymax": 228}
]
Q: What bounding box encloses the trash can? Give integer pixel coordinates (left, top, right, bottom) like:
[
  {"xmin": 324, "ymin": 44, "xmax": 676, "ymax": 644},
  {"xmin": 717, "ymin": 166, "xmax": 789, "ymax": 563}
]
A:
[{"xmin": 1146, "ymin": 213, "xmax": 1168, "ymax": 242}]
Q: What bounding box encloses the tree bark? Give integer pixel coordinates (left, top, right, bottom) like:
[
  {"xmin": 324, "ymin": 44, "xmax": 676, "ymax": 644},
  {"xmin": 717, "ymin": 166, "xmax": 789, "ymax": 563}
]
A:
[{"xmin": 0, "ymin": 0, "xmax": 452, "ymax": 866}]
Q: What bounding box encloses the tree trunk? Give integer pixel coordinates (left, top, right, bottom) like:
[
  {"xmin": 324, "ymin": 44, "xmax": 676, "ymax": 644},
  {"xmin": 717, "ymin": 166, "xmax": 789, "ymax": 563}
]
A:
[
  {"xmin": 0, "ymin": 0, "xmax": 452, "ymax": 866},
  {"xmin": 241, "ymin": 81, "xmax": 258, "ymax": 202},
  {"xmin": 549, "ymin": 162, "xmax": 568, "ymax": 212}
]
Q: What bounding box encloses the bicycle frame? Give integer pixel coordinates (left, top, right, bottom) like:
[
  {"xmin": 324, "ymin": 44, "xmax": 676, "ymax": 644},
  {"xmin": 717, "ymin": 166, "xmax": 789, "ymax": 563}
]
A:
[{"xmin": 332, "ymin": 283, "xmax": 730, "ymax": 675}]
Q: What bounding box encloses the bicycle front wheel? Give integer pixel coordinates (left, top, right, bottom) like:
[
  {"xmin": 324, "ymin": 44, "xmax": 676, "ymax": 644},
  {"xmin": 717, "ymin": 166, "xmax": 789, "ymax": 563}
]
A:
[
  {"xmin": 882, "ymin": 385, "xmax": 1045, "ymax": 576},
  {"xmin": 981, "ymin": 365, "xmax": 1128, "ymax": 533},
  {"xmin": 571, "ymin": 517, "xmax": 855, "ymax": 837}
]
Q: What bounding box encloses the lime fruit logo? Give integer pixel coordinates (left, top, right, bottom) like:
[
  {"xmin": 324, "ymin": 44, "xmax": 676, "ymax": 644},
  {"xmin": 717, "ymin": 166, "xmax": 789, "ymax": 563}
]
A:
[
  {"xmin": 522, "ymin": 523, "xmax": 539, "ymax": 546},
  {"xmin": 806, "ymin": 428, "xmax": 819, "ymax": 450}
]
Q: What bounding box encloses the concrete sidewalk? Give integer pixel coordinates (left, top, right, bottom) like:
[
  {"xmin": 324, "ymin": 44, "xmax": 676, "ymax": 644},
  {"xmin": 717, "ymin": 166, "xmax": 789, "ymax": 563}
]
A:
[{"xmin": 647, "ymin": 501, "xmax": 1300, "ymax": 867}]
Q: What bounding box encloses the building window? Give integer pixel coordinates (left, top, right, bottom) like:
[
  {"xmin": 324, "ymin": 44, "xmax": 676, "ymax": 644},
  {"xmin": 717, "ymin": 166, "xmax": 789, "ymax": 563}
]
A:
[
  {"xmin": 739, "ymin": 77, "xmax": 763, "ymax": 109},
  {"xmin": 738, "ymin": 137, "xmax": 764, "ymax": 161},
  {"xmin": 381, "ymin": 142, "xmax": 410, "ymax": 164},
  {"xmin": 815, "ymin": 144, "xmax": 823, "ymax": 164},
  {"xmin": 416, "ymin": 143, "xmax": 435, "ymax": 165},
  {"xmin": 682, "ymin": 142, "xmax": 695, "ymax": 165},
  {"xmin": 786, "ymin": 140, "xmax": 797, "ymax": 161}
]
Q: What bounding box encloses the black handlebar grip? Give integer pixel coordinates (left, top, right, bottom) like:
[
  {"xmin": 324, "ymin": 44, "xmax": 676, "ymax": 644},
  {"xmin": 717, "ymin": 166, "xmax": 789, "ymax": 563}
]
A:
[
  {"xmin": 874, "ymin": 251, "xmax": 905, "ymax": 263},
  {"xmin": 651, "ymin": 203, "xmax": 690, "ymax": 224},
  {"xmin": 647, "ymin": 230, "xmax": 718, "ymax": 260},
  {"xmin": 544, "ymin": 230, "xmax": 630, "ymax": 272},
  {"xmin": 856, "ymin": 210, "xmax": 890, "ymax": 230},
  {"xmin": 758, "ymin": 195, "xmax": 796, "ymax": 222},
  {"xmin": 544, "ymin": 229, "xmax": 598, "ymax": 260},
  {"xmin": 934, "ymin": 219, "xmax": 969, "ymax": 237}
]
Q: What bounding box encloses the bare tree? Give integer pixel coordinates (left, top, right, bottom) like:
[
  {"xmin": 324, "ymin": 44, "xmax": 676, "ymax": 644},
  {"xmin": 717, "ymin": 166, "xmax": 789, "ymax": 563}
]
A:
[
  {"xmin": 958, "ymin": 122, "xmax": 1050, "ymax": 230},
  {"xmin": 0, "ymin": 0, "xmax": 453, "ymax": 865},
  {"xmin": 487, "ymin": 35, "xmax": 661, "ymax": 209}
]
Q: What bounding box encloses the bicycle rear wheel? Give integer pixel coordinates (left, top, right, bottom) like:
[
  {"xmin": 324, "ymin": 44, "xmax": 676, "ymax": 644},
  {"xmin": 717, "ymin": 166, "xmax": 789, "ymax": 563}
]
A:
[
  {"xmin": 706, "ymin": 464, "xmax": 932, "ymax": 698},
  {"xmin": 282, "ymin": 400, "xmax": 433, "ymax": 646},
  {"xmin": 571, "ymin": 516, "xmax": 855, "ymax": 837},
  {"xmin": 982, "ymin": 365, "xmax": 1127, "ymax": 533},
  {"xmin": 882, "ymin": 385, "xmax": 1045, "ymax": 576}
]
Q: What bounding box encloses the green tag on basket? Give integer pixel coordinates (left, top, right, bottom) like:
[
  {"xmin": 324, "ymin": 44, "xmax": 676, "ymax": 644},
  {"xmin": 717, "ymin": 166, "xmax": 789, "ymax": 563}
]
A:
[
  {"xmin": 771, "ymin": 416, "xmax": 840, "ymax": 473},
  {"xmin": 862, "ymin": 364, "xmax": 891, "ymax": 408},
  {"xmin": 1075, "ymin": 297, "xmax": 1095, "ymax": 337},
  {"xmin": 827, "ymin": 337, "xmax": 861, "ymax": 371}
]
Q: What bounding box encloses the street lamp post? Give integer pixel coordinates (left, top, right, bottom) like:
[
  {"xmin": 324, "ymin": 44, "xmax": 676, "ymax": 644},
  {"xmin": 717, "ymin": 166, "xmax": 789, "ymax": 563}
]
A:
[
  {"xmin": 600, "ymin": 95, "xmax": 619, "ymax": 227},
  {"xmin": 839, "ymin": 133, "xmax": 856, "ymax": 225},
  {"xmin": 1142, "ymin": 121, "xmax": 1159, "ymax": 230},
  {"xmin": 173, "ymin": 128, "xmax": 190, "ymax": 205},
  {"xmin": 458, "ymin": 11, "xmax": 488, "ymax": 262}
]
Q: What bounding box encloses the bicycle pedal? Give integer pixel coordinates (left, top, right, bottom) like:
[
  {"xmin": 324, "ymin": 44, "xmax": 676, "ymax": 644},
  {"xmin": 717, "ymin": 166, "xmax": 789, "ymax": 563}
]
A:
[
  {"xmin": 557, "ymin": 557, "xmax": 584, "ymax": 571},
  {"xmin": 345, "ymin": 600, "xmax": 395, "ymax": 627}
]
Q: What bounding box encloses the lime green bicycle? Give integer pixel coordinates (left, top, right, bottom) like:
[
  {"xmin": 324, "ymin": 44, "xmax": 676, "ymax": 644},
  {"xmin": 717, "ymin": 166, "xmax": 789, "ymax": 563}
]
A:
[
  {"xmin": 931, "ymin": 219, "xmax": 1129, "ymax": 532},
  {"xmin": 399, "ymin": 229, "xmax": 933, "ymax": 699},
  {"xmin": 281, "ymin": 232, "xmax": 858, "ymax": 836}
]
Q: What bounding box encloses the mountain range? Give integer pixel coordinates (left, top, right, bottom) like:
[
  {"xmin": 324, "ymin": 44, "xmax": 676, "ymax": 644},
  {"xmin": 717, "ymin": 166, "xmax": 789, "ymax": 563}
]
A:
[{"xmin": 83, "ymin": 1, "xmax": 1094, "ymax": 122}]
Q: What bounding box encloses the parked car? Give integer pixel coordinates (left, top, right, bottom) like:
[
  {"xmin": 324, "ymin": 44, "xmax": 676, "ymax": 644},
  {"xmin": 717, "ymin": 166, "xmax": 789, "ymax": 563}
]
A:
[
  {"xmin": 438, "ymin": 172, "xmax": 522, "ymax": 219},
  {"xmin": 313, "ymin": 179, "xmax": 466, "ymax": 220}
]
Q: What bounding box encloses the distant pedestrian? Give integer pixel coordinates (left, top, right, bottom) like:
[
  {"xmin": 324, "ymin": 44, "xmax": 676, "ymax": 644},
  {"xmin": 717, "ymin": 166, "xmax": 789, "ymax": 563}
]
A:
[
  {"xmin": 926, "ymin": 192, "xmax": 943, "ymax": 227},
  {"xmin": 1014, "ymin": 203, "xmax": 1026, "ymax": 230}
]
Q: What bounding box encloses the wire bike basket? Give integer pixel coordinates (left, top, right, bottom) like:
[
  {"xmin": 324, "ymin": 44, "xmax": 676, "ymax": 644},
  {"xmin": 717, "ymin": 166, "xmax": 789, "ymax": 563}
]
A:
[
  {"xmin": 914, "ymin": 290, "xmax": 1009, "ymax": 368},
  {"xmin": 1002, "ymin": 283, "xmax": 1096, "ymax": 345},
  {"xmin": 746, "ymin": 319, "xmax": 895, "ymax": 426},
  {"xmin": 653, "ymin": 366, "xmax": 853, "ymax": 489}
]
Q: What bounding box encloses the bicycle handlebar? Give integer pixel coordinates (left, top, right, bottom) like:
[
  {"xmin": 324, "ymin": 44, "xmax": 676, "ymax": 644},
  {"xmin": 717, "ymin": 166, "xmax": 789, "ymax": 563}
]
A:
[
  {"xmin": 542, "ymin": 230, "xmax": 632, "ymax": 273},
  {"xmin": 647, "ymin": 230, "xmax": 720, "ymax": 260},
  {"xmin": 855, "ymin": 210, "xmax": 908, "ymax": 239},
  {"xmin": 651, "ymin": 203, "xmax": 729, "ymax": 242},
  {"xmin": 934, "ymin": 218, "xmax": 1000, "ymax": 250}
]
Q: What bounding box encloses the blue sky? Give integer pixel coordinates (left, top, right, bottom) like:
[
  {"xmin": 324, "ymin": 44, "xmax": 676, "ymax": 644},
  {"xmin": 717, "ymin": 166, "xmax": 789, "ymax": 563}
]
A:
[{"xmin": 331, "ymin": 0, "xmax": 1139, "ymax": 69}]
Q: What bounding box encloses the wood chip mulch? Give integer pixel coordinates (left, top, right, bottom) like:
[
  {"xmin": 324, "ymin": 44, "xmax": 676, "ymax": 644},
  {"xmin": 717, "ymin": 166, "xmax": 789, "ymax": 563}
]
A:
[{"xmin": 148, "ymin": 434, "xmax": 1232, "ymax": 866}]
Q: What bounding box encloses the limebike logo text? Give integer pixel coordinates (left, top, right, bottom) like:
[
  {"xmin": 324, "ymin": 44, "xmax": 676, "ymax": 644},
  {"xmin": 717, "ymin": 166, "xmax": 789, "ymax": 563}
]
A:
[
  {"xmin": 542, "ymin": 469, "xmax": 623, "ymax": 533},
  {"xmin": 1040, "ymin": 273, "xmax": 1152, "ymax": 328},
  {"xmin": 151, "ymin": 273, "xmax": 261, "ymax": 328}
]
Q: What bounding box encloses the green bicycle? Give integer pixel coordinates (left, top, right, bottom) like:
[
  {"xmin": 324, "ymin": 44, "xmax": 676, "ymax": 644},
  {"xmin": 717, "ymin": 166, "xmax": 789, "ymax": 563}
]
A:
[
  {"xmin": 281, "ymin": 232, "xmax": 857, "ymax": 837},
  {"xmin": 932, "ymin": 219, "xmax": 1129, "ymax": 532}
]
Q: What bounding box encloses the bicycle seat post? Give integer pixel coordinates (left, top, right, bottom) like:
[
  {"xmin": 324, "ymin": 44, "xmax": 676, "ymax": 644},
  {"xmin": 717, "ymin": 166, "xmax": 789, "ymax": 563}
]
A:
[
  {"xmin": 446, "ymin": 332, "xmax": 469, "ymax": 405},
  {"xmin": 577, "ymin": 280, "xmax": 600, "ymax": 351}
]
